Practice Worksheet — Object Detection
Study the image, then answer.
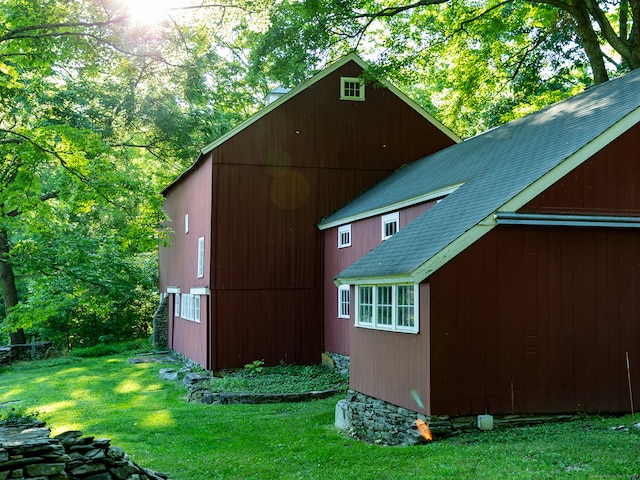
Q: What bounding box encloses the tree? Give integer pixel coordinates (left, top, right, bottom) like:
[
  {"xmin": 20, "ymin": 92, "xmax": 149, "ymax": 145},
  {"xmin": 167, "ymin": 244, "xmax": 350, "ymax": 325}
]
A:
[{"xmin": 249, "ymin": 0, "xmax": 635, "ymax": 136}]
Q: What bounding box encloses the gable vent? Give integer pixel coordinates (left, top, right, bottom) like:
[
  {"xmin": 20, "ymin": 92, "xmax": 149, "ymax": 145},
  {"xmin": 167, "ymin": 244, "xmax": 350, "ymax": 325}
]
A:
[{"xmin": 340, "ymin": 77, "xmax": 365, "ymax": 101}]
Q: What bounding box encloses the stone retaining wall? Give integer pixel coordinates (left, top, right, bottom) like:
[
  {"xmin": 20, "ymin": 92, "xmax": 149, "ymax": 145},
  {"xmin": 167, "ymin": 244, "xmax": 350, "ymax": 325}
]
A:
[
  {"xmin": 0, "ymin": 422, "xmax": 169, "ymax": 480},
  {"xmin": 151, "ymin": 297, "xmax": 168, "ymax": 350},
  {"xmin": 0, "ymin": 343, "xmax": 53, "ymax": 367},
  {"xmin": 335, "ymin": 390, "xmax": 575, "ymax": 446}
]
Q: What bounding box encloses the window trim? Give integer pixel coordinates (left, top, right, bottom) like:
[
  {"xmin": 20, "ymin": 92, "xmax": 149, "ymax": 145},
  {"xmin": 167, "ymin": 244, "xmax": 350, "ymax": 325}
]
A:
[
  {"xmin": 338, "ymin": 284, "xmax": 351, "ymax": 319},
  {"xmin": 340, "ymin": 77, "xmax": 365, "ymax": 101},
  {"xmin": 185, "ymin": 214, "xmax": 189, "ymax": 234},
  {"xmin": 354, "ymin": 284, "xmax": 419, "ymax": 334},
  {"xmin": 381, "ymin": 212, "xmax": 400, "ymax": 240},
  {"xmin": 338, "ymin": 224, "xmax": 352, "ymax": 248},
  {"xmin": 197, "ymin": 236, "xmax": 205, "ymax": 278}
]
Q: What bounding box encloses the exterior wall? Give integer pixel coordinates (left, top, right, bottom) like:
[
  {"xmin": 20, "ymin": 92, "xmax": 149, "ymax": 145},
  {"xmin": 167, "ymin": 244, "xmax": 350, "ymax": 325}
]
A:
[
  {"xmin": 427, "ymin": 126, "xmax": 640, "ymax": 416},
  {"xmin": 323, "ymin": 202, "xmax": 436, "ymax": 355},
  {"xmin": 174, "ymin": 59, "xmax": 455, "ymax": 370},
  {"xmin": 429, "ymin": 225, "xmax": 640, "ymax": 416},
  {"xmin": 160, "ymin": 159, "xmax": 212, "ymax": 368},
  {"xmin": 349, "ymin": 283, "xmax": 431, "ymax": 414}
]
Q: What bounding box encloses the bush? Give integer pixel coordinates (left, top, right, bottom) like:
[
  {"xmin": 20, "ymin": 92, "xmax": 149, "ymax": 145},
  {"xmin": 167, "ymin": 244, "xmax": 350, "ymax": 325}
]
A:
[{"xmin": 70, "ymin": 337, "xmax": 152, "ymax": 358}]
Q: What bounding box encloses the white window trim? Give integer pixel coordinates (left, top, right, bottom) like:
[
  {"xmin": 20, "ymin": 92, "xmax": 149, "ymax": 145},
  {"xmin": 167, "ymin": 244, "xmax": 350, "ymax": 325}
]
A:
[
  {"xmin": 174, "ymin": 293, "xmax": 181, "ymax": 318},
  {"xmin": 354, "ymin": 284, "xmax": 419, "ymax": 334},
  {"xmin": 340, "ymin": 77, "xmax": 365, "ymax": 101},
  {"xmin": 178, "ymin": 293, "xmax": 201, "ymax": 323},
  {"xmin": 381, "ymin": 212, "xmax": 400, "ymax": 240},
  {"xmin": 197, "ymin": 236, "xmax": 205, "ymax": 279},
  {"xmin": 338, "ymin": 224, "xmax": 352, "ymax": 248},
  {"xmin": 338, "ymin": 284, "xmax": 350, "ymax": 319},
  {"xmin": 185, "ymin": 214, "xmax": 189, "ymax": 234}
]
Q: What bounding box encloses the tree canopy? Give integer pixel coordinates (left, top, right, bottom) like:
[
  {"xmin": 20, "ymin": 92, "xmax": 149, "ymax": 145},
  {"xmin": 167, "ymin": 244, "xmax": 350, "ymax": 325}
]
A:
[{"xmin": 1, "ymin": 0, "xmax": 635, "ymax": 347}]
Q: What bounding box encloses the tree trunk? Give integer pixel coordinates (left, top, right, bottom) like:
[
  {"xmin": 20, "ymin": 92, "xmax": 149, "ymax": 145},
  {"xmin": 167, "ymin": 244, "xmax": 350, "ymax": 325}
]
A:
[
  {"xmin": 0, "ymin": 227, "xmax": 25, "ymax": 345},
  {"xmin": 570, "ymin": 0, "xmax": 610, "ymax": 83}
]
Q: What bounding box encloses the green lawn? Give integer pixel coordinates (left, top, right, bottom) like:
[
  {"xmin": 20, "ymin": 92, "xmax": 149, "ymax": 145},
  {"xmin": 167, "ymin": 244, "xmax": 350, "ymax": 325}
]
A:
[{"xmin": 1, "ymin": 354, "xmax": 639, "ymax": 480}]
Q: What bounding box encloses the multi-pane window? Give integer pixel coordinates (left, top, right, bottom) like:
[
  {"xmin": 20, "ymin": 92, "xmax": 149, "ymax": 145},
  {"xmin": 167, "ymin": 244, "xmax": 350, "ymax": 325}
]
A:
[
  {"xmin": 338, "ymin": 284, "xmax": 351, "ymax": 318},
  {"xmin": 197, "ymin": 236, "xmax": 205, "ymax": 278},
  {"xmin": 358, "ymin": 286, "xmax": 374, "ymax": 325},
  {"xmin": 382, "ymin": 212, "xmax": 400, "ymax": 240},
  {"xmin": 340, "ymin": 77, "xmax": 365, "ymax": 101},
  {"xmin": 354, "ymin": 284, "xmax": 419, "ymax": 333},
  {"xmin": 179, "ymin": 294, "xmax": 201, "ymax": 323},
  {"xmin": 376, "ymin": 286, "xmax": 393, "ymax": 326},
  {"xmin": 174, "ymin": 293, "xmax": 180, "ymax": 317},
  {"xmin": 338, "ymin": 224, "xmax": 352, "ymax": 248}
]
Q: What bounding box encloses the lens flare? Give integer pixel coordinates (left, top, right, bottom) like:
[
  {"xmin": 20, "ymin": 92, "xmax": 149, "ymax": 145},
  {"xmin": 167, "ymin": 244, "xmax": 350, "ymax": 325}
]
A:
[
  {"xmin": 416, "ymin": 418, "xmax": 433, "ymax": 441},
  {"xmin": 411, "ymin": 389, "xmax": 425, "ymax": 409}
]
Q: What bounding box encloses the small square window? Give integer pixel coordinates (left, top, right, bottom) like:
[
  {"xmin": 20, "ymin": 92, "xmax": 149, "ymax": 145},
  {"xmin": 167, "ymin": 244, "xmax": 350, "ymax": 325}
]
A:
[
  {"xmin": 340, "ymin": 77, "xmax": 365, "ymax": 101},
  {"xmin": 338, "ymin": 285, "xmax": 350, "ymax": 319},
  {"xmin": 338, "ymin": 224, "xmax": 351, "ymax": 248},
  {"xmin": 382, "ymin": 212, "xmax": 399, "ymax": 240}
]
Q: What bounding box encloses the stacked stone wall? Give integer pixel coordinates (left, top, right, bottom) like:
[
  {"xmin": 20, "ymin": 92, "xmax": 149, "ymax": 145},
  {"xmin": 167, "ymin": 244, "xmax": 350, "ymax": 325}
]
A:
[
  {"xmin": 0, "ymin": 423, "xmax": 169, "ymax": 480},
  {"xmin": 0, "ymin": 343, "xmax": 52, "ymax": 367},
  {"xmin": 151, "ymin": 297, "xmax": 169, "ymax": 350}
]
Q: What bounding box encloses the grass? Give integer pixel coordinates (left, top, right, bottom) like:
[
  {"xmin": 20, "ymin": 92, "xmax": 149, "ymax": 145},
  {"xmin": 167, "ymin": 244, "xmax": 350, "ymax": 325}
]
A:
[{"xmin": 1, "ymin": 353, "xmax": 639, "ymax": 480}]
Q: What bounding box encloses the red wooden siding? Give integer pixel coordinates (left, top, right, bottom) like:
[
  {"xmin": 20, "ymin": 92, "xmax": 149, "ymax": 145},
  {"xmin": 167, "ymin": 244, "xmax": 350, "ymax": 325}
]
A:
[
  {"xmin": 160, "ymin": 58, "xmax": 456, "ymax": 370},
  {"xmin": 349, "ymin": 283, "xmax": 431, "ymax": 413},
  {"xmin": 521, "ymin": 122, "xmax": 640, "ymax": 215},
  {"xmin": 160, "ymin": 158, "xmax": 212, "ymax": 368},
  {"xmin": 429, "ymin": 225, "xmax": 640, "ymax": 416},
  {"xmin": 324, "ymin": 202, "xmax": 437, "ymax": 355}
]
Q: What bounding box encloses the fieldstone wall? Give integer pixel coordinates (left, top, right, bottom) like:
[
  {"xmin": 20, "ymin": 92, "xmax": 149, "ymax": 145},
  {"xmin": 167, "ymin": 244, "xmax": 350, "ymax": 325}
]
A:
[
  {"xmin": 0, "ymin": 422, "xmax": 169, "ymax": 480},
  {"xmin": 0, "ymin": 342, "xmax": 52, "ymax": 367},
  {"xmin": 151, "ymin": 297, "xmax": 168, "ymax": 350},
  {"xmin": 336, "ymin": 390, "xmax": 576, "ymax": 446}
]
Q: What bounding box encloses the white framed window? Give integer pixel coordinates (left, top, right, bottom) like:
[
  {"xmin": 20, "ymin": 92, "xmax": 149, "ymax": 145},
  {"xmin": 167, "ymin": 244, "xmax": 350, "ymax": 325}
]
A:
[
  {"xmin": 354, "ymin": 284, "xmax": 419, "ymax": 333},
  {"xmin": 193, "ymin": 295, "xmax": 201, "ymax": 323},
  {"xmin": 197, "ymin": 236, "xmax": 205, "ymax": 278},
  {"xmin": 381, "ymin": 212, "xmax": 399, "ymax": 240},
  {"xmin": 185, "ymin": 214, "xmax": 189, "ymax": 234},
  {"xmin": 338, "ymin": 224, "xmax": 352, "ymax": 248},
  {"xmin": 340, "ymin": 77, "xmax": 365, "ymax": 101},
  {"xmin": 174, "ymin": 293, "xmax": 180, "ymax": 317},
  {"xmin": 338, "ymin": 284, "xmax": 350, "ymax": 318}
]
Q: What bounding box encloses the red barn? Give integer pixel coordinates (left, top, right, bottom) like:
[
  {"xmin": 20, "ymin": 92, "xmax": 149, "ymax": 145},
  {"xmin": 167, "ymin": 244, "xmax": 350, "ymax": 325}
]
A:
[
  {"xmin": 159, "ymin": 54, "xmax": 458, "ymax": 370},
  {"xmin": 325, "ymin": 67, "xmax": 640, "ymax": 423}
]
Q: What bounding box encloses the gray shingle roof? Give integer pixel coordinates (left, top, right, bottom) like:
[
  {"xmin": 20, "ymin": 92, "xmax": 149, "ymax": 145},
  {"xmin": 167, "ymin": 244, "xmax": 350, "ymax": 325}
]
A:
[{"xmin": 334, "ymin": 69, "xmax": 640, "ymax": 282}]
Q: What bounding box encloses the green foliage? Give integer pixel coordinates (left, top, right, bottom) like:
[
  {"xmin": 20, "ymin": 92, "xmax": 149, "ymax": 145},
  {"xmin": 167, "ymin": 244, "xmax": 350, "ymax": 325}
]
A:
[
  {"xmin": 0, "ymin": 355, "xmax": 639, "ymax": 480},
  {"xmin": 0, "ymin": 407, "xmax": 40, "ymax": 426},
  {"xmin": 213, "ymin": 363, "xmax": 348, "ymax": 394},
  {"xmin": 69, "ymin": 337, "xmax": 152, "ymax": 358}
]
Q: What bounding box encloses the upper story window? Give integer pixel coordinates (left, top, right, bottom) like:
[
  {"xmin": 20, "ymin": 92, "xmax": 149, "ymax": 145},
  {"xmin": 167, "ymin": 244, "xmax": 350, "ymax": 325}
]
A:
[
  {"xmin": 340, "ymin": 77, "xmax": 365, "ymax": 101},
  {"xmin": 197, "ymin": 236, "xmax": 205, "ymax": 278},
  {"xmin": 382, "ymin": 212, "xmax": 399, "ymax": 240},
  {"xmin": 354, "ymin": 284, "xmax": 419, "ymax": 334},
  {"xmin": 338, "ymin": 284, "xmax": 350, "ymax": 319},
  {"xmin": 338, "ymin": 224, "xmax": 352, "ymax": 248},
  {"xmin": 185, "ymin": 214, "xmax": 189, "ymax": 234}
]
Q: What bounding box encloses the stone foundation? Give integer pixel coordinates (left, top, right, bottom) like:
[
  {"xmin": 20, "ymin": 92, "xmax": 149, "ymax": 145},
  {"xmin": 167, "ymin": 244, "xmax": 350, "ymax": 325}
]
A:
[
  {"xmin": 0, "ymin": 342, "xmax": 53, "ymax": 367},
  {"xmin": 0, "ymin": 422, "xmax": 169, "ymax": 480},
  {"xmin": 336, "ymin": 390, "xmax": 576, "ymax": 446},
  {"xmin": 151, "ymin": 296, "xmax": 169, "ymax": 350}
]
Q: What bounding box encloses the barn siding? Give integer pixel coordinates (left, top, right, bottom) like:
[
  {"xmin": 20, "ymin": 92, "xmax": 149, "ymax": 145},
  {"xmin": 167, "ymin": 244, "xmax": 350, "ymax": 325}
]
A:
[
  {"xmin": 426, "ymin": 126, "xmax": 640, "ymax": 416},
  {"xmin": 160, "ymin": 158, "xmax": 212, "ymax": 368},
  {"xmin": 349, "ymin": 282, "xmax": 431, "ymax": 413},
  {"xmin": 161, "ymin": 59, "xmax": 456, "ymax": 370},
  {"xmin": 324, "ymin": 202, "xmax": 436, "ymax": 355}
]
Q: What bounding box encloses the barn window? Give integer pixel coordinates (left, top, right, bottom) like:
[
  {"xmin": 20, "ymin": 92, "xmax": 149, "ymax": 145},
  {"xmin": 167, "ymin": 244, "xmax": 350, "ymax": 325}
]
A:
[
  {"xmin": 338, "ymin": 284, "xmax": 350, "ymax": 318},
  {"xmin": 354, "ymin": 284, "xmax": 419, "ymax": 333},
  {"xmin": 338, "ymin": 224, "xmax": 351, "ymax": 248},
  {"xmin": 340, "ymin": 77, "xmax": 365, "ymax": 101},
  {"xmin": 197, "ymin": 236, "xmax": 205, "ymax": 278},
  {"xmin": 193, "ymin": 295, "xmax": 201, "ymax": 322},
  {"xmin": 185, "ymin": 214, "xmax": 189, "ymax": 234},
  {"xmin": 174, "ymin": 293, "xmax": 180, "ymax": 317},
  {"xmin": 381, "ymin": 212, "xmax": 399, "ymax": 240}
]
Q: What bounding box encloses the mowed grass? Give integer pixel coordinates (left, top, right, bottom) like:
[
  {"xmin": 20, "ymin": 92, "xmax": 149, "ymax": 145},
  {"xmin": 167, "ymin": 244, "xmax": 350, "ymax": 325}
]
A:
[{"xmin": 1, "ymin": 355, "xmax": 639, "ymax": 480}]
